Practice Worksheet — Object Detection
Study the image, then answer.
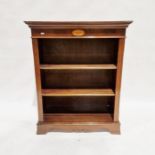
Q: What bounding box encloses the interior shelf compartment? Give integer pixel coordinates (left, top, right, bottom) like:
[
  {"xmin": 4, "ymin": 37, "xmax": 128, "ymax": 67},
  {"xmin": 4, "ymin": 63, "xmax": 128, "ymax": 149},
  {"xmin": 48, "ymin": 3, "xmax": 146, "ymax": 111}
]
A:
[
  {"xmin": 43, "ymin": 96, "xmax": 114, "ymax": 113},
  {"xmin": 38, "ymin": 38, "xmax": 118, "ymax": 64},
  {"xmin": 40, "ymin": 64, "xmax": 117, "ymax": 70},
  {"xmin": 41, "ymin": 69, "xmax": 116, "ymax": 89},
  {"xmin": 43, "ymin": 113, "xmax": 113, "ymax": 123},
  {"xmin": 42, "ymin": 89, "xmax": 115, "ymax": 96}
]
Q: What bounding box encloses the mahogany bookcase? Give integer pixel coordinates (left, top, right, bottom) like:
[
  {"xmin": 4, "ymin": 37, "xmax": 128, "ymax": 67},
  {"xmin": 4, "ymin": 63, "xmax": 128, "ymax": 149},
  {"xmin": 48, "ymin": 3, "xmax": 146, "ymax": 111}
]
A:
[{"xmin": 25, "ymin": 21, "xmax": 132, "ymax": 134}]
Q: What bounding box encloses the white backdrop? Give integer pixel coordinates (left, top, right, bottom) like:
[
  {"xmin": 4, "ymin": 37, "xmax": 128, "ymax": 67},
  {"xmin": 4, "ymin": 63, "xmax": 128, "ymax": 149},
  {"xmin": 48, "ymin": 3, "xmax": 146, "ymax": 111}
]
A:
[{"xmin": 0, "ymin": 0, "xmax": 155, "ymax": 154}]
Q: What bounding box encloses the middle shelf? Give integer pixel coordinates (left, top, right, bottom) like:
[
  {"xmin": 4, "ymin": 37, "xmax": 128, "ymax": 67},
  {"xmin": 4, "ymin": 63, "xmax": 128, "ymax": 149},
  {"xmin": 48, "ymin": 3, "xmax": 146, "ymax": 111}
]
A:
[
  {"xmin": 42, "ymin": 89, "xmax": 115, "ymax": 96},
  {"xmin": 40, "ymin": 64, "xmax": 117, "ymax": 70}
]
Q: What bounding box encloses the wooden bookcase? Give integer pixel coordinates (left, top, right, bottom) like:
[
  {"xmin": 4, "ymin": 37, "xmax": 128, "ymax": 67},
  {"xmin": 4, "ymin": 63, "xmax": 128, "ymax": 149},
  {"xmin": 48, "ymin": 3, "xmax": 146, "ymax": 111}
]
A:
[{"xmin": 25, "ymin": 21, "xmax": 132, "ymax": 134}]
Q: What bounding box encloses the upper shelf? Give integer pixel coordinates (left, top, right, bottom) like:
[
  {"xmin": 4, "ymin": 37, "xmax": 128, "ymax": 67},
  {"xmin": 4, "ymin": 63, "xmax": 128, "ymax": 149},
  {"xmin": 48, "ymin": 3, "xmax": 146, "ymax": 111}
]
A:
[{"xmin": 40, "ymin": 64, "xmax": 117, "ymax": 70}]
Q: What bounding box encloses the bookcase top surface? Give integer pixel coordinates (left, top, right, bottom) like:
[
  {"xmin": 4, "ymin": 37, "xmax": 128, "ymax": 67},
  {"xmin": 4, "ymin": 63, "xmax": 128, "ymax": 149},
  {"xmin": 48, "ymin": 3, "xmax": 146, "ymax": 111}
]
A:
[{"xmin": 24, "ymin": 21, "xmax": 132, "ymax": 29}]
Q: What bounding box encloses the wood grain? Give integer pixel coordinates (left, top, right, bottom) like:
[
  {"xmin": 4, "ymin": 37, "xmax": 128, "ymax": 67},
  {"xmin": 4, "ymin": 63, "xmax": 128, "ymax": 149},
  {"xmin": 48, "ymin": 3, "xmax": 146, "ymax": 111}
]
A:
[
  {"xmin": 43, "ymin": 96, "xmax": 114, "ymax": 113},
  {"xmin": 43, "ymin": 113, "xmax": 113, "ymax": 123},
  {"xmin": 41, "ymin": 70, "xmax": 116, "ymax": 89},
  {"xmin": 114, "ymin": 38, "xmax": 125, "ymax": 121},
  {"xmin": 32, "ymin": 39, "xmax": 43, "ymax": 121},
  {"xmin": 42, "ymin": 89, "xmax": 115, "ymax": 96},
  {"xmin": 38, "ymin": 39, "xmax": 118, "ymax": 64},
  {"xmin": 25, "ymin": 21, "xmax": 132, "ymax": 29},
  {"xmin": 40, "ymin": 64, "xmax": 117, "ymax": 70},
  {"xmin": 25, "ymin": 21, "xmax": 132, "ymax": 134}
]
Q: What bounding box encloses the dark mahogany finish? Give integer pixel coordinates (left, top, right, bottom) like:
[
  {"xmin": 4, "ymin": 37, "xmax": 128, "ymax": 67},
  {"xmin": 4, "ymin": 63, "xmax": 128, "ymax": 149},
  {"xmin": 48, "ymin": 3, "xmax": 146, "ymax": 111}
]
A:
[{"xmin": 25, "ymin": 21, "xmax": 132, "ymax": 134}]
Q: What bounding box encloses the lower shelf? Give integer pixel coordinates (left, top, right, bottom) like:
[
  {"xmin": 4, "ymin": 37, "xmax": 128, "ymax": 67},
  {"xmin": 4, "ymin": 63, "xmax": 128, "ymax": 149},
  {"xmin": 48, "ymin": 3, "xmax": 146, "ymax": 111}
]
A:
[
  {"xmin": 37, "ymin": 114, "xmax": 120, "ymax": 134},
  {"xmin": 44, "ymin": 113, "xmax": 113, "ymax": 124}
]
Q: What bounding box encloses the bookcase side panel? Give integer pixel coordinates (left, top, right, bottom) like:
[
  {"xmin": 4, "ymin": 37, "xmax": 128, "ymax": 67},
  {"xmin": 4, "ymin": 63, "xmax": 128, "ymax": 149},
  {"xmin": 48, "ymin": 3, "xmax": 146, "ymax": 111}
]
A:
[
  {"xmin": 114, "ymin": 38, "xmax": 125, "ymax": 121},
  {"xmin": 32, "ymin": 38, "xmax": 43, "ymax": 121}
]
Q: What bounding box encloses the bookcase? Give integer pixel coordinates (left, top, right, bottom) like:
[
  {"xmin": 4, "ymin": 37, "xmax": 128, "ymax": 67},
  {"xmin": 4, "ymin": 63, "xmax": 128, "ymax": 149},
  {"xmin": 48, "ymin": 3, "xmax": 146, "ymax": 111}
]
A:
[{"xmin": 25, "ymin": 21, "xmax": 132, "ymax": 134}]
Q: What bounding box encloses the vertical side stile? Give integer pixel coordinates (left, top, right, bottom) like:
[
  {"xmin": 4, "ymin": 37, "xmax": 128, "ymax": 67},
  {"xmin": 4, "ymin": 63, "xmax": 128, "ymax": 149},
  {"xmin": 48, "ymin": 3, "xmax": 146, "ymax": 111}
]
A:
[
  {"xmin": 32, "ymin": 38, "xmax": 43, "ymax": 122},
  {"xmin": 114, "ymin": 38, "xmax": 125, "ymax": 122}
]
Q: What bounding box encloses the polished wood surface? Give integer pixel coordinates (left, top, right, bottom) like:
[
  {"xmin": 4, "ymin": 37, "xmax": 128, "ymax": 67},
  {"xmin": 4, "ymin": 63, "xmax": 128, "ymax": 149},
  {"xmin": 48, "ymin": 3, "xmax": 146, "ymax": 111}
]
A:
[
  {"xmin": 32, "ymin": 39, "xmax": 43, "ymax": 121},
  {"xmin": 42, "ymin": 89, "xmax": 115, "ymax": 96},
  {"xmin": 41, "ymin": 69, "xmax": 116, "ymax": 89},
  {"xmin": 40, "ymin": 64, "xmax": 117, "ymax": 70},
  {"xmin": 25, "ymin": 21, "xmax": 132, "ymax": 134},
  {"xmin": 25, "ymin": 21, "xmax": 132, "ymax": 38},
  {"xmin": 44, "ymin": 113, "xmax": 113, "ymax": 123},
  {"xmin": 114, "ymin": 38, "xmax": 125, "ymax": 121},
  {"xmin": 25, "ymin": 21, "xmax": 132, "ymax": 29},
  {"xmin": 38, "ymin": 39, "xmax": 118, "ymax": 64},
  {"xmin": 43, "ymin": 96, "xmax": 114, "ymax": 114}
]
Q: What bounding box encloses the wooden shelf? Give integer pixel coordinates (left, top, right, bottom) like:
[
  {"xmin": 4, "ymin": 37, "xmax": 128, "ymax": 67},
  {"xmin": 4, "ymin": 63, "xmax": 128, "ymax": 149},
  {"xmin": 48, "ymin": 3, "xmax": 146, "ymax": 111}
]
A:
[
  {"xmin": 42, "ymin": 89, "xmax": 115, "ymax": 96},
  {"xmin": 40, "ymin": 64, "xmax": 117, "ymax": 70},
  {"xmin": 43, "ymin": 113, "xmax": 113, "ymax": 124}
]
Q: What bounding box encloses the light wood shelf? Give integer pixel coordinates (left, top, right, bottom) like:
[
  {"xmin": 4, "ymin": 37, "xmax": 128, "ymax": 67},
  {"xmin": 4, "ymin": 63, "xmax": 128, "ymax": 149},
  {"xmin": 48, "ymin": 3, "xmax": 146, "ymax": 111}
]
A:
[
  {"xmin": 40, "ymin": 64, "xmax": 117, "ymax": 70},
  {"xmin": 43, "ymin": 113, "xmax": 113, "ymax": 124},
  {"xmin": 42, "ymin": 89, "xmax": 115, "ymax": 96}
]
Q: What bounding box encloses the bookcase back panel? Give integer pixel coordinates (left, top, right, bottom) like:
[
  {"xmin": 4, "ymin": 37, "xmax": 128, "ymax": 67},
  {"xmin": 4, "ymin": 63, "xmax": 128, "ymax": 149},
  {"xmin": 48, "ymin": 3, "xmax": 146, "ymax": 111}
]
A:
[
  {"xmin": 39, "ymin": 39, "xmax": 118, "ymax": 64},
  {"xmin": 41, "ymin": 70, "xmax": 116, "ymax": 89},
  {"xmin": 43, "ymin": 96, "xmax": 114, "ymax": 113}
]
